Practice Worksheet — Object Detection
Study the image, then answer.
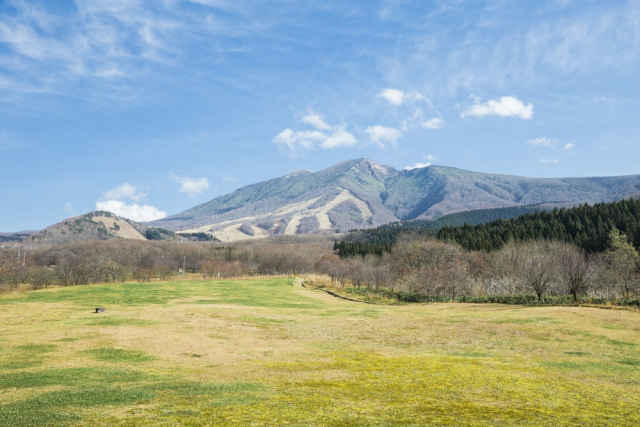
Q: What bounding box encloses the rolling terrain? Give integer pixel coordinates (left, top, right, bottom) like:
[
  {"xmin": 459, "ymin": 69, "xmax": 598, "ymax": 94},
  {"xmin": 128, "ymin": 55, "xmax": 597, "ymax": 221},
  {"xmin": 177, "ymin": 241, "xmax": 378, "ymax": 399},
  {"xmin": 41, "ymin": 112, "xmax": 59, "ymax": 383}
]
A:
[
  {"xmin": 0, "ymin": 277, "xmax": 638, "ymax": 425},
  {"xmin": 149, "ymin": 158, "xmax": 640, "ymax": 242},
  {"xmin": 24, "ymin": 212, "xmax": 180, "ymax": 247}
]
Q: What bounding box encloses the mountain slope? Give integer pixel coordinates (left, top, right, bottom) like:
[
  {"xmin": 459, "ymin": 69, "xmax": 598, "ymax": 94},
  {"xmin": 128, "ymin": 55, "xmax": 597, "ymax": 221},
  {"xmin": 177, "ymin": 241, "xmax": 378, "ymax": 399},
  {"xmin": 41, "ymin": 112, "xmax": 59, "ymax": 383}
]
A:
[
  {"xmin": 147, "ymin": 158, "xmax": 640, "ymax": 242},
  {"xmin": 385, "ymin": 165, "xmax": 640, "ymax": 220},
  {"xmin": 25, "ymin": 211, "xmax": 180, "ymax": 246}
]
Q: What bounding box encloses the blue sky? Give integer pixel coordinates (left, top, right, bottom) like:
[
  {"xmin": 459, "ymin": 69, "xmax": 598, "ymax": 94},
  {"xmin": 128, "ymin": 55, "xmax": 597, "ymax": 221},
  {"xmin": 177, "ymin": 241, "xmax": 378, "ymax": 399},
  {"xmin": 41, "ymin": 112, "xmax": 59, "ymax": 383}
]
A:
[{"xmin": 2, "ymin": 0, "xmax": 640, "ymax": 230}]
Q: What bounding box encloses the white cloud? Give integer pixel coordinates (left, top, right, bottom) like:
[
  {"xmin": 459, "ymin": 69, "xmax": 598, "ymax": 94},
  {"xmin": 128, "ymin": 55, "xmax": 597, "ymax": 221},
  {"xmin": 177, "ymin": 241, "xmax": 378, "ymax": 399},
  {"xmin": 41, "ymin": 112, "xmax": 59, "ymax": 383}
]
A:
[
  {"xmin": 95, "ymin": 200, "xmax": 167, "ymax": 222},
  {"xmin": 526, "ymin": 137, "xmax": 557, "ymax": 148},
  {"xmin": 404, "ymin": 154, "xmax": 437, "ymax": 170},
  {"xmin": 564, "ymin": 143, "xmax": 575, "ymax": 149},
  {"xmin": 96, "ymin": 183, "xmax": 166, "ymax": 222},
  {"xmin": 365, "ymin": 125, "xmax": 403, "ymax": 149},
  {"xmin": 461, "ymin": 96, "xmax": 533, "ymax": 119},
  {"xmin": 222, "ymin": 175, "xmax": 235, "ymax": 182},
  {"xmin": 404, "ymin": 162, "xmax": 431, "ymax": 170},
  {"xmin": 378, "ymin": 88, "xmax": 426, "ymax": 107},
  {"xmin": 273, "ymin": 113, "xmax": 357, "ymax": 157},
  {"xmin": 63, "ymin": 202, "xmax": 74, "ymax": 216},
  {"xmin": 378, "ymin": 88, "xmax": 405, "ymax": 106},
  {"xmin": 102, "ymin": 183, "xmax": 145, "ymax": 201},
  {"xmin": 170, "ymin": 173, "xmax": 210, "ymax": 196},
  {"xmin": 539, "ymin": 158, "xmax": 560, "ymax": 163},
  {"xmin": 320, "ymin": 127, "xmax": 357, "ymax": 149},
  {"xmin": 301, "ymin": 112, "xmax": 332, "ymax": 131},
  {"xmin": 273, "ymin": 129, "xmax": 324, "ymax": 157},
  {"xmin": 422, "ymin": 117, "xmax": 445, "ymax": 129}
]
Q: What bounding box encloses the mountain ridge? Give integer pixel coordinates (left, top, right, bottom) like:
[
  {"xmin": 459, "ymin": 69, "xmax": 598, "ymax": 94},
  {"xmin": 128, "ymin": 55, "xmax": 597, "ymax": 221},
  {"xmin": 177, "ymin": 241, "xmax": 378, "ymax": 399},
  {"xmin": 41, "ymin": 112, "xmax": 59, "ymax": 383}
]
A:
[{"xmin": 147, "ymin": 158, "xmax": 640, "ymax": 242}]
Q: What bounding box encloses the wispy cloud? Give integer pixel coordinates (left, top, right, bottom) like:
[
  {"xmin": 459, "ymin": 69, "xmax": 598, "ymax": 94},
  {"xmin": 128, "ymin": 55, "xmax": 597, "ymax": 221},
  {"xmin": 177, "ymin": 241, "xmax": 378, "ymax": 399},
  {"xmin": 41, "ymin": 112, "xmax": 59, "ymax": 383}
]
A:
[
  {"xmin": 404, "ymin": 153, "xmax": 438, "ymax": 170},
  {"xmin": 526, "ymin": 137, "xmax": 557, "ymax": 148},
  {"xmin": 462, "ymin": 96, "xmax": 533, "ymax": 119},
  {"xmin": 539, "ymin": 158, "xmax": 560, "ymax": 163},
  {"xmin": 63, "ymin": 202, "xmax": 75, "ymax": 216},
  {"xmin": 0, "ymin": 0, "xmax": 259, "ymax": 101},
  {"xmin": 366, "ymin": 125, "xmax": 402, "ymax": 149},
  {"xmin": 564, "ymin": 143, "xmax": 575, "ymax": 149},
  {"xmin": 0, "ymin": 131, "xmax": 27, "ymax": 150},
  {"xmin": 301, "ymin": 112, "xmax": 332, "ymax": 131},
  {"xmin": 102, "ymin": 183, "xmax": 145, "ymax": 201},
  {"xmin": 404, "ymin": 162, "xmax": 431, "ymax": 170},
  {"xmin": 422, "ymin": 117, "xmax": 445, "ymax": 129},
  {"xmin": 273, "ymin": 111, "xmax": 357, "ymax": 157},
  {"xmin": 378, "ymin": 88, "xmax": 426, "ymax": 107},
  {"xmin": 170, "ymin": 173, "xmax": 210, "ymax": 196},
  {"xmin": 222, "ymin": 175, "xmax": 235, "ymax": 182}
]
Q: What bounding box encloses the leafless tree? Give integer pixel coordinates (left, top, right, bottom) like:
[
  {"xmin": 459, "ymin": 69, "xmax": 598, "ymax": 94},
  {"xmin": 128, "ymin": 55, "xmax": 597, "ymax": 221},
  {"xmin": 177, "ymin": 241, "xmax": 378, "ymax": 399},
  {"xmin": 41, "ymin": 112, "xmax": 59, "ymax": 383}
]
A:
[
  {"xmin": 555, "ymin": 242, "xmax": 592, "ymax": 301},
  {"xmin": 519, "ymin": 240, "xmax": 559, "ymax": 300}
]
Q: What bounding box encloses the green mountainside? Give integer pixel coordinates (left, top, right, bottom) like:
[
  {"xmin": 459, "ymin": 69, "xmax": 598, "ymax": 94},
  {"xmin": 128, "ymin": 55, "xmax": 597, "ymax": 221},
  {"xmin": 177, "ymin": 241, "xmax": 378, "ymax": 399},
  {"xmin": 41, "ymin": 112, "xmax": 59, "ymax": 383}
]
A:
[{"xmin": 148, "ymin": 158, "xmax": 640, "ymax": 238}]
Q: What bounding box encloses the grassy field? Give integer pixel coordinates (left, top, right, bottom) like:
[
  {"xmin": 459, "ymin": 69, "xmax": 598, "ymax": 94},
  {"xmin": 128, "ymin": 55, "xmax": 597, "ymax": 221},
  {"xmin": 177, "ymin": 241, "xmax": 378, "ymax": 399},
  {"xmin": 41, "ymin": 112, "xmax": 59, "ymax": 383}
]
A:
[{"xmin": 0, "ymin": 278, "xmax": 639, "ymax": 426}]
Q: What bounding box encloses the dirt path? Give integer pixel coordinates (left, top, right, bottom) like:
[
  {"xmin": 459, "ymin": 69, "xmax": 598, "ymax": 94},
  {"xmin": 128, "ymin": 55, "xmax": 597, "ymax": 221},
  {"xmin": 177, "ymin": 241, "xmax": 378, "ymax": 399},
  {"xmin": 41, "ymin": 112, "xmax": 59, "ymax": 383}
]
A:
[{"xmin": 293, "ymin": 277, "xmax": 374, "ymax": 304}]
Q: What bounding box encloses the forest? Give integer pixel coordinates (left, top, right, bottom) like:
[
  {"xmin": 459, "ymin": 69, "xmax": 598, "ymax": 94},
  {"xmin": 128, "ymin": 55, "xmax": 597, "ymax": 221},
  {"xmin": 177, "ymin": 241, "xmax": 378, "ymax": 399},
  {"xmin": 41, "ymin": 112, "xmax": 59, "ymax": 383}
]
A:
[
  {"xmin": 1, "ymin": 220, "xmax": 639, "ymax": 306},
  {"xmin": 334, "ymin": 198, "xmax": 640, "ymax": 257},
  {"xmin": 1, "ymin": 199, "xmax": 639, "ymax": 305}
]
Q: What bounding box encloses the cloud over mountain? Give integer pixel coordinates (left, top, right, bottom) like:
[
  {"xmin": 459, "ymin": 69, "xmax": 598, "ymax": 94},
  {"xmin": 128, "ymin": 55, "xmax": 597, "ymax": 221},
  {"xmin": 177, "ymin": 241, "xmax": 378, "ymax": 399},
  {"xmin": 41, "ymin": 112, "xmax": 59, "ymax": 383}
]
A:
[{"xmin": 96, "ymin": 183, "xmax": 166, "ymax": 222}]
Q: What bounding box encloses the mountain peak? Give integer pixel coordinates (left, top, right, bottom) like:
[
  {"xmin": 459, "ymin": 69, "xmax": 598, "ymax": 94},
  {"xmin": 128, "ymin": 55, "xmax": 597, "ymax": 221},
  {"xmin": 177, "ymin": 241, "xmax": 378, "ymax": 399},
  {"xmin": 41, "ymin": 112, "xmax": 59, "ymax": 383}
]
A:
[
  {"xmin": 146, "ymin": 158, "xmax": 640, "ymax": 241},
  {"xmin": 351, "ymin": 158, "xmax": 396, "ymax": 178},
  {"xmin": 284, "ymin": 169, "xmax": 313, "ymax": 179}
]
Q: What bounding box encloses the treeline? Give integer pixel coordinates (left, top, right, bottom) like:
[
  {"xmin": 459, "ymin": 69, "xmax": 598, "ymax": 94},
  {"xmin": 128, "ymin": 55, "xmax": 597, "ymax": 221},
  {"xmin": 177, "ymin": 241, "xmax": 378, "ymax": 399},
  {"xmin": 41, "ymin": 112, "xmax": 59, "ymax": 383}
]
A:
[
  {"xmin": 333, "ymin": 240, "xmax": 393, "ymax": 258},
  {"xmin": 2, "ymin": 215, "xmax": 639, "ymax": 305},
  {"xmin": 437, "ymin": 198, "xmax": 640, "ymax": 252},
  {"xmin": 336, "ymin": 199, "xmax": 640, "ymax": 257},
  {"xmin": 0, "ymin": 236, "xmax": 333, "ymax": 291},
  {"xmin": 176, "ymin": 232, "xmax": 219, "ymax": 242},
  {"xmin": 334, "ymin": 203, "xmax": 554, "ymax": 257},
  {"xmin": 317, "ymin": 229, "xmax": 640, "ymax": 303}
]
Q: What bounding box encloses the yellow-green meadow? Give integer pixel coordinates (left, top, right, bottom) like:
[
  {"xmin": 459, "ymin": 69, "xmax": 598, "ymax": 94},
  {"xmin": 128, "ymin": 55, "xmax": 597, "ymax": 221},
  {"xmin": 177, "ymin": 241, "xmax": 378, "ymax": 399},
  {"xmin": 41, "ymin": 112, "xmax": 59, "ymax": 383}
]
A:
[{"xmin": 1, "ymin": 278, "xmax": 638, "ymax": 426}]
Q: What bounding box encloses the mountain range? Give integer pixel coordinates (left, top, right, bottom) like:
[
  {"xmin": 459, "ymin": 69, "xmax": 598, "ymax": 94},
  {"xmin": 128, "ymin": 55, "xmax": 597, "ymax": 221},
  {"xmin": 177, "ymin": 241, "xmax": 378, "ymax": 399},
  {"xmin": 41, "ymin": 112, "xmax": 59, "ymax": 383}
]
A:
[
  {"xmin": 6, "ymin": 158, "xmax": 640, "ymax": 246},
  {"xmin": 147, "ymin": 158, "xmax": 640, "ymax": 242}
]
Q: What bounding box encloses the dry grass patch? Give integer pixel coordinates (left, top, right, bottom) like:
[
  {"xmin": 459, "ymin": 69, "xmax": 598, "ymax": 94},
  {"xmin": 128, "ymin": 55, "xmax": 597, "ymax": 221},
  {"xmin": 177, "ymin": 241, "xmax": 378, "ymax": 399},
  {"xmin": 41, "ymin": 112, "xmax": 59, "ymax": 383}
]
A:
[{"xmin": 0, "ymin": 277, "xmax": 638, "ymax": 426}]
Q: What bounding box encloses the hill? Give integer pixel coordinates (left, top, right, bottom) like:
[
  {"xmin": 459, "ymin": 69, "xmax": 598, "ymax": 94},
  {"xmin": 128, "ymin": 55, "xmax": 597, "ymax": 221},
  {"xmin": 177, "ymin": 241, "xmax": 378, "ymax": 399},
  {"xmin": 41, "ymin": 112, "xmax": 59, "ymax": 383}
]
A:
[
  {"xmin": 24, "ymin": 211, "xmax": 181, "ymax": 247},
  {"xmin": 148, "ymin": 158, "xmax": 640, "ymax": 241}
]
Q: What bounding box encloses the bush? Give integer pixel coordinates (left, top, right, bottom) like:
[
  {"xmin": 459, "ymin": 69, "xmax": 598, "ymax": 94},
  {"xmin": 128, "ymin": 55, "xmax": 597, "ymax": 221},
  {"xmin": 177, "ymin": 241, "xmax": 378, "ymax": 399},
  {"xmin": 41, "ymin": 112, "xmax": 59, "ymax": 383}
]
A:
[{"xmin": 239, "ymin": 223, "xmax": 255, "ymax": 236}]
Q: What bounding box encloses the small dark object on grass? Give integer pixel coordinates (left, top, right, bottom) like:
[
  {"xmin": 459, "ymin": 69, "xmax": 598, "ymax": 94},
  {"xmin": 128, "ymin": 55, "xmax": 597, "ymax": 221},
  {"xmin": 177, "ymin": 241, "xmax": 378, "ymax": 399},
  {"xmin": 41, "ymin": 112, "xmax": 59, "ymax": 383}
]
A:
[{"xmin": 95, "ymin": 307, "xmax": 106, "ymax": 313}]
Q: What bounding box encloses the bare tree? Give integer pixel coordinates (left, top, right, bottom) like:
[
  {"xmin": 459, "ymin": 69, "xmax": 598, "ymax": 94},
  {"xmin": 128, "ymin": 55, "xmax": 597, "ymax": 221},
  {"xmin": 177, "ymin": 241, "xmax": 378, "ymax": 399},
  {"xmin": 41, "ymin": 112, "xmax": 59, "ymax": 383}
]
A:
[
  {"xmin": 519, "ymin": 240, "xmax": 559, "ymax": 301},
  {"xmin": 555, "ymin": 242, "xmax": 592, "ymax": 301}
]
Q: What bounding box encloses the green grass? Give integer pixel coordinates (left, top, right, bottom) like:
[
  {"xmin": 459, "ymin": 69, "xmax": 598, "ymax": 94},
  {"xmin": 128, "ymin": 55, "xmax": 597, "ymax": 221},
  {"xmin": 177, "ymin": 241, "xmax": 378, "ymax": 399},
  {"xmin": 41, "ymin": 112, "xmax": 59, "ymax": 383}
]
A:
[
  {"xmin": 82, "ymin": 348, "xmax": 156, "ymax": 363},
  {"xmin": 0, "ymin": 277, "xmax": 639, "ymax": 426}
]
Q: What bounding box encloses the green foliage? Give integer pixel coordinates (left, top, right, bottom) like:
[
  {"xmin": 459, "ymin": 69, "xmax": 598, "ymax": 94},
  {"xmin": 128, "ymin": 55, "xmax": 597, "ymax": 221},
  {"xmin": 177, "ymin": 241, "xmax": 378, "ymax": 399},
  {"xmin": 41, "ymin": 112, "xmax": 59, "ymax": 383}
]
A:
[
  {"xmin": 333, "ymin": 240, "xmax": 393, "ymax": 258},
  {"xmin": 177, "ymin": 232, "xmax": 219, "ymax": 241},
  {"xmin": 0, "ymin": 234, "xmax": 24, "ymax": 242},
  {"xmin": 145, "ymin": 227, "xmax": 176, "ymax": 240},
  {"xmin": 437, "ymin": 198, "xmax": 640, "ymax": 252}
]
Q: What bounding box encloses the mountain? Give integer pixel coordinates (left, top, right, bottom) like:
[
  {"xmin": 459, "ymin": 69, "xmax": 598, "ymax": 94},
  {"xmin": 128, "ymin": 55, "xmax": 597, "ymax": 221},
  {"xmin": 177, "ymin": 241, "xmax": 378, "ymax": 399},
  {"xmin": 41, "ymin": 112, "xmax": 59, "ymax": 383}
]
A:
[
  {"xmin": 23, "ymin": 211, "xmax": 181, "ymax": 247},
  {"xmin": 148, "ymin": 158, "xmax": 640, "ymax": 242}
]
